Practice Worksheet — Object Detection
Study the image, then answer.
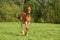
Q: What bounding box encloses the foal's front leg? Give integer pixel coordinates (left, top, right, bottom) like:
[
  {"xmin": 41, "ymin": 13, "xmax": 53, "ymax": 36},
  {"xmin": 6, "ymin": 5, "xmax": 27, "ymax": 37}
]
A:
[{"xmin": 25, "ymin": 21, "xmax": 30, "ymax": 36}]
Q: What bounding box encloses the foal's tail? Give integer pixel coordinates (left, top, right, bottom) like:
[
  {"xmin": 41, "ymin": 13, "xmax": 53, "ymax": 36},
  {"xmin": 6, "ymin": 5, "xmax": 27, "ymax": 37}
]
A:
[
  {"xmin": 18, "ymin": 16, "xmax": 20, "ymax": 19},
  {"xmin": 17, "ymin": 13, "xmax": 23, "ymax": 21}
]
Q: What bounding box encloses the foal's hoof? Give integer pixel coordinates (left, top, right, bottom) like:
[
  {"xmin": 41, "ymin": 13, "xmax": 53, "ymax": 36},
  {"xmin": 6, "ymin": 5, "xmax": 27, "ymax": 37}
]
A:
[
  {"xmin": 22, "ymin": 31, "xmax": 25, "ymax": 36},
  {"xmin": 25, "ymin": 33, "xmax": 28, "ymax": 36},
  {"xmin": 22, "ymin": 33, "xmax": 25, "ymax": 36}
]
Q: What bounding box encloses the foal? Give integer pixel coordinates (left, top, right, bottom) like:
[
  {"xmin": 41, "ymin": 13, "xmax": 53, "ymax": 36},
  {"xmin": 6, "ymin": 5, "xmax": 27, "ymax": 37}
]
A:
[{"xmin": 20, "ymin": 5, "xmax": 31, "ymax": 36}]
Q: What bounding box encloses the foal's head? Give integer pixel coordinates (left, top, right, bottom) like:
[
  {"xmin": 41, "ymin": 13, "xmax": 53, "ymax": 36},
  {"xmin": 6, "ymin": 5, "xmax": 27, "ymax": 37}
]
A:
[{"xmin": 26, "ymin": 5, "xmax": 31, "ymax": 14}]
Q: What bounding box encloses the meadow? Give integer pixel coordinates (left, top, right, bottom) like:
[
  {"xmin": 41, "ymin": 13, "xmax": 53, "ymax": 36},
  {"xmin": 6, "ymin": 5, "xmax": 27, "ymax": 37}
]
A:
[{"xmin": 0, "ymin": 22, "xmax": 60, "ymax": 40}]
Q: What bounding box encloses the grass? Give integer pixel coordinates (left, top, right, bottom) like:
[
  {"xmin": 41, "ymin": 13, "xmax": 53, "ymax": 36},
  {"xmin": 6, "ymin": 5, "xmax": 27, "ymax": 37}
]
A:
[{"xmin": 0, "ymin": 22, "xmax": 60, "ymax": 40}]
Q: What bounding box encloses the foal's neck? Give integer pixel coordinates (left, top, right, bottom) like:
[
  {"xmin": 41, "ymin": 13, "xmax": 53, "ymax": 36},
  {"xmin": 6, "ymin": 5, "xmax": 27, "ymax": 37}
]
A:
[
  {"xmin": 26, "ymin": 13, "xmax": 30, "ymax": 16},
  {"xmin": 26, "ymin": 11, "xmax": 30, "ymax": 15}
]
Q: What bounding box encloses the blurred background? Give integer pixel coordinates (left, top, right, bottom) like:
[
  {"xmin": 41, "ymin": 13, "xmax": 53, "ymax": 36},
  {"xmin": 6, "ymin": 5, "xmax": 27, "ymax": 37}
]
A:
[{"xmin": 0, "ymin": 0, "xmax": 60, "ymax": 24}]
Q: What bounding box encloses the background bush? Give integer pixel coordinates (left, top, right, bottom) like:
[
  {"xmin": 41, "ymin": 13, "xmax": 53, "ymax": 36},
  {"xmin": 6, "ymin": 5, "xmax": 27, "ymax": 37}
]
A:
[{"xmin": 0, "ymin": 0, "xmax": 60, "ymax": 24}]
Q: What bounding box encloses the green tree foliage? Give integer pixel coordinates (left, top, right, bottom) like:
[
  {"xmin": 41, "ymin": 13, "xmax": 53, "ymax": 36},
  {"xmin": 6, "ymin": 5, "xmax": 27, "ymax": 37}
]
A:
[
  {"xmin": 0, "ymin": 0, "xmax": 60, "ymax": 24},
  {"xmin": 0, "ymin": 0, "xmax": 21, "ymax": 22}
]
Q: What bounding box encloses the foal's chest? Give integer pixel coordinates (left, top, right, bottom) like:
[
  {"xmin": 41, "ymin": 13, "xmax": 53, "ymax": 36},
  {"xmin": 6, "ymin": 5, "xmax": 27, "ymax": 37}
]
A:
[{"xmin": 20, "ymin": 13, "xmax": 31, "ymax": 22}]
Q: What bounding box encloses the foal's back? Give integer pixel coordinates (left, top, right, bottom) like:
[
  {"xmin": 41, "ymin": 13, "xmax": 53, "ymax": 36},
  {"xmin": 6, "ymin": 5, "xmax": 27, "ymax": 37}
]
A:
[{"xmin": 20, "ymin": 13, "xmax": 31, "ymax": 22}]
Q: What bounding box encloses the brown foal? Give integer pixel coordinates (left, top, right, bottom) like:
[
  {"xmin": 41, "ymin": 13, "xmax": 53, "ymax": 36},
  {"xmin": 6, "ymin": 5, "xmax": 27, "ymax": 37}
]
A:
[{"xmin": 19, "ymin": 5, "xmax": 31, "ymax": 36}]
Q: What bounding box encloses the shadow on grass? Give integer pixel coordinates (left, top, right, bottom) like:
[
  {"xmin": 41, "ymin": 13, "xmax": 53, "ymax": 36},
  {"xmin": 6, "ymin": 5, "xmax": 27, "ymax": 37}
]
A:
[{"xmin": 1, "ymin": 31, "xmax": 22, "ymax": 36}]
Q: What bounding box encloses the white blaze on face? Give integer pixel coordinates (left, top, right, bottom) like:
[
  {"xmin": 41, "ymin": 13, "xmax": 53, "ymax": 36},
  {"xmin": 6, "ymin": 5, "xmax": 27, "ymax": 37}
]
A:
[{"xmin": 27, "ymin": 6, "xmax": 31, "ymax": 13}]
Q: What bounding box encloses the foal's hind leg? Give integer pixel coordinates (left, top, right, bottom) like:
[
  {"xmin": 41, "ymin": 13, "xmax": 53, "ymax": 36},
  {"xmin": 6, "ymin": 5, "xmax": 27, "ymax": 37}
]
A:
[
  {"xmin": 21, "ymin": 21, "xmax": 25, "ymax": 35},
  {"xmin": 25, "ymin": 21, "xmax": 30, "ymax": 36}
]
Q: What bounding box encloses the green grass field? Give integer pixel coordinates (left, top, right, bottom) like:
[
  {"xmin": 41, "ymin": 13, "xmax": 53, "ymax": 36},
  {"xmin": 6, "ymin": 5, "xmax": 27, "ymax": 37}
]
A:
[{"xmin": 0, "ymin": 22, "xmax": 60, "ymax": 40}]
